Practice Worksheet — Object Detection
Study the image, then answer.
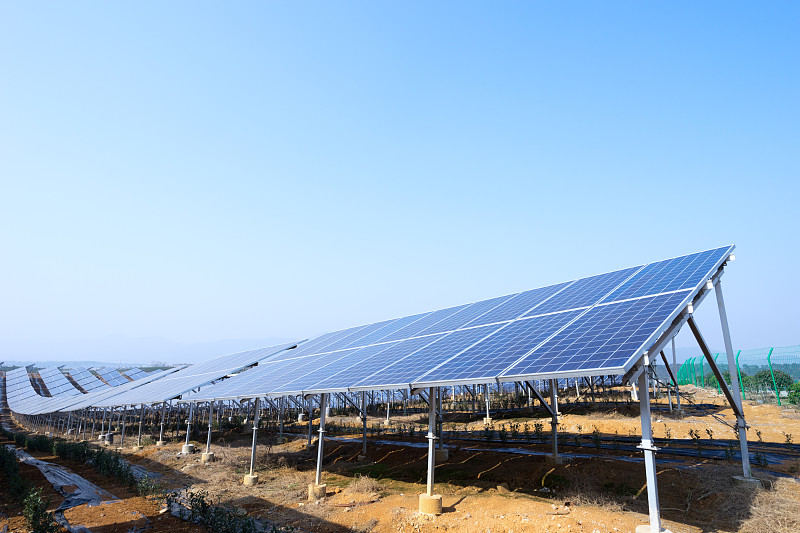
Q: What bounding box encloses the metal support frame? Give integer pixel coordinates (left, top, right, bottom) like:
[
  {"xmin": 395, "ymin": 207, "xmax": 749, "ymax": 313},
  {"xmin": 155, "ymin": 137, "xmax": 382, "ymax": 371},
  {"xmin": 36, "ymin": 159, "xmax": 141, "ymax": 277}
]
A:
[
  {"xmin": 249, "ymin": 397, "xmax": 260, "ymax": 477},
  {"xmin": 523, "ymin": 381, "xmax": 556, "ymax": 418},
  {"xmin": 549, "ymin": 379, "xmax": 559, "ymax": 460},
  {"xmin": 713, "ymin": 280, "xmax": 752, "ymax": 479},
  {"xmin": 185, "ymin": 402, "xmax": 194, "ymax": 446},
  {"xmin": 637, "ymin": 356, "xmax": 663, "ymax": 533},
  {"xmin": 426, "ymin": 387, "xmax": 438, "ymax": 496},
  {"xmin": 159, "ymin": 402, "xmax": 167, "ymax": 443},
  {"xmin": 315, "ymin": 393, "xmax": 328, "ymax": 486},
  {"xmin": 672, "ymin": 338, "xmax": 680, "ymax": 410},
  {"xmin": 137, "ymin": 404, "xmax": 144, "ymax": 447},
  {"xmin": 206, "ymin": 400, "xmax": 214, "ymax": 454}
]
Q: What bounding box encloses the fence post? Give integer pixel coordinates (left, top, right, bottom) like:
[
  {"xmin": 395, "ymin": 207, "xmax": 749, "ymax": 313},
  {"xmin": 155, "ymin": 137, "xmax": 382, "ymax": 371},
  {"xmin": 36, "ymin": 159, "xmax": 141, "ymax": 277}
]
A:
[
  {"xmin": 767, "ymin": 347, "xmax": 780, "ymax": 406},
  {"xmin": 714, "ymin": 354, "xmax": 721, "ymax": 393},
  {"xmin": 735, "ymin": 350, "xmax": 745, "ymax": 400}
]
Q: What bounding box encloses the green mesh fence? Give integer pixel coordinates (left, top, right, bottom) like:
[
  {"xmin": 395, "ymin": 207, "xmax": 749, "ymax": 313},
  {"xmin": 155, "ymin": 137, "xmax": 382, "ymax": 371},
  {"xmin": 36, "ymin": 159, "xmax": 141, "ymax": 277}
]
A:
[{"xmin": 677, "ymin": 344, "xmax": 800, "ymax": 406}]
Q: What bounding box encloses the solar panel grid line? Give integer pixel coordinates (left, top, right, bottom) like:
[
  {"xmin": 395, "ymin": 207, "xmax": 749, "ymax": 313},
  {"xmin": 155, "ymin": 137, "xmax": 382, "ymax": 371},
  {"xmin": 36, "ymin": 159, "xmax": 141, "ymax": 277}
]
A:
[
  {"xmin": 590, "ymin": 287, "xmax": 693, "ymax": 308},
  {"xmin": 296, "ymin": 333, "xmax": 455, "ymax": 394},
  {"xmin": 505, "ymin": 293, "xmax": 689, "ymax": 376},
  {"xmin": 411, "ymin": 294, "xmax": 518, "ymax": 337},
  {"xmin": 346, "ymin": 324, "xmax": 507, "ymax": 392},
  {"xmin": 372, "ymin": 304, "xmax": 473, "ymax": 344},
  {"xmin": 495, "ymin": 262, "xmax": 650, "ymax": 378},
  {"xmin": 460, "ymin": 281, "xmax": 575, "ymax": 328},
  {"xmin": 411, "ymin": 309, "xmax": 584, "ymax": 387}
]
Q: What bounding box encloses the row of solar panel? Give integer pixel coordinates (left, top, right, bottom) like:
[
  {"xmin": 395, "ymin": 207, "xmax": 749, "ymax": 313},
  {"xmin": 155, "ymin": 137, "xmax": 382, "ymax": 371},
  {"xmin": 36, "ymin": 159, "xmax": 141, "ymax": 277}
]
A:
[{"xmin": 5, "ymin": 246, "xmax": 733, "ymax": 413}]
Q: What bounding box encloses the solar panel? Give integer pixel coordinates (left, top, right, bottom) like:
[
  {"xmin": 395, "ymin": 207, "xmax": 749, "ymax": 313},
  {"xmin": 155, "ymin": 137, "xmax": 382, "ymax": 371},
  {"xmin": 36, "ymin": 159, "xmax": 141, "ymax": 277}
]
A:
[
  {"xmin": 37, "ymin": 367, "xmax": 82, "ymax": 397},
  {"xmin": 67, "ymin": 367, "xmax": 109, "ymax": 393},
  {"xmin": 121, "ymin": 368, "xmax": 148, "ymax": 381},
  {"xmin": 175, "ymin": 245, "xmax": 734, "ymax": 403},
  {"xmin": 97, "ymin": 368, "xmax": 131, "ymax": 387}
]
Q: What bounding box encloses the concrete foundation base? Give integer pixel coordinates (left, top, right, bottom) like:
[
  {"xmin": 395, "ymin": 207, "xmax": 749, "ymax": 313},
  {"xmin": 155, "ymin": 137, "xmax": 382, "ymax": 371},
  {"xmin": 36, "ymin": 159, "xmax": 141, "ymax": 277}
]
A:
[
  {"xmin": 547, "ymin": 454, "xmax": 564, "ymax": 464},
  {"xmin": 435, "ymin": 449, "xmax": 449, "ymax": 462},
  {"xmin": 383, "ymin": 420, "xmax": 392, "ymax": 426},
  {"xmin": 156, "ymin": 440, "xmax": 167, "ymax": 447},
  {"xmin": 418, "ymin": 493, "xmax": 443, "ymax": 515},
  {"xmin": 97, "ymin": 434, "xmax": 105, "ymax": 441},
  {"xmin": 308, "ymin": 483, "xmax": 327, "ymax": 500},
  {"xmin": 635, "ymin": 525, "xmax": 673, "ymax": 533},
  {"xmin": 104, "ymin": 434, "xmax": 114, "ymax": 445},
  {"xmin": 357, "ymin": 454, "xmax": 367, "ymax": 461},
  {"xmin": 297, "ymin": 413, "xmax": 306, "ymax": 422},
  {"xmin": 483, "ymin": 417, "xmax": 492, "ymax": 425},
  {"xmin": 201, "ymin": 452, "xmax": 216, "ymax": 463},
  {"xmin": 181, "ymin": 444, "xmax": 196, "ymax": 454},
  {"xmin": 243, "ymin": 474, "xmax": 259, "ymax": 486},
  {"xmin": 733, "ymin": 475, "xmax": 762, "ymax": 486}
]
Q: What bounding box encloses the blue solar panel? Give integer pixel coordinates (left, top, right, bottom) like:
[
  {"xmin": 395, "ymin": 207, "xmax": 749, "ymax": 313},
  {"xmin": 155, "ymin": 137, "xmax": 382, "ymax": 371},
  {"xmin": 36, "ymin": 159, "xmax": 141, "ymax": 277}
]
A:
[
  {"xmin": 302, "ymin": 335, "xmax": 447, "ymax": 392},
  {"xmin": 522, "ymin": 266, "xmax": 642, "ymax": 316},
  {"xmin": 413, "ymin": 294, "xmax": 518, "ymax": 336},
  {"xmin": 417, "ymin": 310, "xmax": 583, "ymax": 384},
  {"xmin": 462, "ymin": 282, "xmax": 573, "ymax": 327},
  {"xmin": 272, "ymin": 342, "xmax": 401, "ymax": 394},
  {"xmin": 342, "ymin": 313, "xmax": 428, "ymax": 348},
  {"xmin": 375, "ymin": 304, "xmax": 472, "ymax": 342},
  {"xmin": 504, "ymin": 291, "xmax": 690, "ymax": 377},
  {"xmin": 600, "ymin": 246, "xmax": 733, "ymax": 303},
  {"xmin": 357, "ymin": 324, "xmax": 503, "ymax": 389}
]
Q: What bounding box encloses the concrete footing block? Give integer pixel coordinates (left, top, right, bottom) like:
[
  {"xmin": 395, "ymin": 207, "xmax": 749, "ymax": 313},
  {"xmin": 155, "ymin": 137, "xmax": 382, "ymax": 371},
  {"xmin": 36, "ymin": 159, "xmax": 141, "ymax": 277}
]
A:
[
  {"xmin": 635, "ymin": 525, "xmax": 672, "ymax": 533},
  {"xmin": 308, "ymin": 483, "xmax": 326, "ymax": 500},
  {"xmin": 181, "ymin": 444, "xmax": 196, "ymax": 454},
  {"xmin": 297, "ymin": 413, "xmax": 306, "ymax": 422},
  {"xmin": 418, "ymin": 493, "xmax": 443, "ymax": 515},
  {"xmin": 434, "ymin": 449, "xmax": 449, "ymax": 462},
  {"xmin": 383, "ymin": 420, "xmax": 392, "ymax": 426},
  {"xmin": 733, "ymin": 475, "xmax": 762, "ymax": 486},
  {"xmin": 483, "ymin": 417, "xmax": 492, "ymax": 425},
  {"xmin": 547, "ymin": 454, "xmax": 564, "ymax": 464},
  {"xmin": 156, "ymin": 440, "xmax": 167, "ymax": 447},
  {"xmin": 201, "ymin": 452, "xmax": 216, "ymax": 463},
  {"xmin": 357, "ymin": 454, "xmax": 367, "ymax": 461},
  {"xmin": 243, "ymin": 474, "xmax": 259, "ymax": 486}
]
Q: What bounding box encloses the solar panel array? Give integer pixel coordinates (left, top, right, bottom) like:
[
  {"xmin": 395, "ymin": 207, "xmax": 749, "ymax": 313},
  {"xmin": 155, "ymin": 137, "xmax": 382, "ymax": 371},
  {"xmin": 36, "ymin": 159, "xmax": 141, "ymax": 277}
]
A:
[
  {"xmin": 67, "ymin": 367, "xmax": 109, "ymax": 393},
  {"xmin": 5, "ymin": 246, "xmax": 734, "ymax": 414},
  {"xmin": 96, "ymin": 368, "xmax": 131, "ymax": 387},
  {"xmin": 121, "ymin": 368, "xmax": 148, "ymax": 381},
  {"xmin": 180, "ymin": 246, "xmax": 733, "ymax": 402},
  {"xmin": 37, "ymin": 367, "xmax": 82, "ymax": 397}
]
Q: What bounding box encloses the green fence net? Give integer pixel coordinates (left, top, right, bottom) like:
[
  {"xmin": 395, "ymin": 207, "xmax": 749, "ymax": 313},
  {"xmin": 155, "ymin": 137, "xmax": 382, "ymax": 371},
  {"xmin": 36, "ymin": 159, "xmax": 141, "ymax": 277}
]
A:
[{"xmin": 676, "ymin": 344, "xmax": 800, "ymax": 406}]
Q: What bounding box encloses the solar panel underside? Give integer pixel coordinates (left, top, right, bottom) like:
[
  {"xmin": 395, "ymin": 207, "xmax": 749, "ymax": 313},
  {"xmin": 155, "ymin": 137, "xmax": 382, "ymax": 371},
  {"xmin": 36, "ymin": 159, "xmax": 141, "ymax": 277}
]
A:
[{"xmin": 177, "ymin": 246, "xmax": 733, "ymax": 402}]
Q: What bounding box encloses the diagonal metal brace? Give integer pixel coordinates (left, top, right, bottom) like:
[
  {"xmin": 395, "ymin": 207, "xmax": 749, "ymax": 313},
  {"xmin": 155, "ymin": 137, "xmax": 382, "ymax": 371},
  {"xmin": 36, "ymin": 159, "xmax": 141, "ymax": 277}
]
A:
[
  {"xmin": 523, "ymin": 381, "xmax": 556, "ymax": 418},
  {"xmin": 659, "ymin": 351, "xmax": 677, "ymax": 386},
  {"xmin": 687, "ymin": 316, "xmax": 744, "ymax": 419}
]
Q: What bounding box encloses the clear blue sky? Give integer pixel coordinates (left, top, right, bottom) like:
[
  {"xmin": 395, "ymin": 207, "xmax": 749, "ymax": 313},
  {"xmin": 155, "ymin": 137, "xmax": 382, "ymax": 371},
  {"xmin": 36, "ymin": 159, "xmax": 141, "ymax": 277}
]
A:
[{"xmin": 1, "ymin": 2, "xmax": 797, "ymax": 362}]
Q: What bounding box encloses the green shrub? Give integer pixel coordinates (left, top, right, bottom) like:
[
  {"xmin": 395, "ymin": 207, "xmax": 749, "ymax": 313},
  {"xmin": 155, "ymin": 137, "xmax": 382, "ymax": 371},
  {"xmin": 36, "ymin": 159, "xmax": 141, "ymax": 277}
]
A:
[
  {"xmin": 0, "ymin": 443, "xmax": 31, "ymax": 502},
  {"xmin": 23, "ymin": 488, "xmax": 60, "ymax": 533}
]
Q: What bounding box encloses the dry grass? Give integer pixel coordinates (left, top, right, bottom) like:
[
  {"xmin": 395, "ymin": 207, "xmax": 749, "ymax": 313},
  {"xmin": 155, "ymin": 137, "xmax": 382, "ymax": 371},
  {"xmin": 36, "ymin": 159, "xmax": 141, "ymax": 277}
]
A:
[
  {"xmin": 739, "ymin": 478, "xmax": 800, "ymax": 533},
  {"xmin": 345, "ymin": 474, "xmax": 382, "ymax": 495}
]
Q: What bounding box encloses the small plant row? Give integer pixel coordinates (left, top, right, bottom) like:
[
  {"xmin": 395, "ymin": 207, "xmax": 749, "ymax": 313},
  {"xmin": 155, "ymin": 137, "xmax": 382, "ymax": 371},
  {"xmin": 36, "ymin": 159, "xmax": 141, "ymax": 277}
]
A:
[
  {"xmin": 2, "ymin": 428, "xmax": 162, "ymax": 497},
  {"xmin": 165, "ymin": 489, "xmax": 295, "ymax": 533},
  {"xmin": 0, "ymin": 443, "xmax": 60, "ymax": 533}
]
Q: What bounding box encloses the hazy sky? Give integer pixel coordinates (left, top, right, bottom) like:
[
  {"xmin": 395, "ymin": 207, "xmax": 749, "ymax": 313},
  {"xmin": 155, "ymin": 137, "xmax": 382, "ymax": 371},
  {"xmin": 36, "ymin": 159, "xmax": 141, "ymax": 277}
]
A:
[{"xmin": 1, "ymin": 3, "xmax": 797, "ymax": 363}]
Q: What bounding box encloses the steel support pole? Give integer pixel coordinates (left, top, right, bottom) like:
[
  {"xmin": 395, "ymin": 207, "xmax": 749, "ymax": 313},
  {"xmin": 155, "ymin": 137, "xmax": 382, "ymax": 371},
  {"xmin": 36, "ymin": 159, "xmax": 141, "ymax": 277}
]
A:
[
  {"xmin": 206, "ymin": 401, "xmax": 214, "ymax": 454},
  {"xmin": 82, "ymin": 409, "xmax": 88, "ymax": 441},
  {"xmin": 185, "ymin": 402, "xmax": 194, "ymax": 446},
  {"xmin": 159, "ymin": 402, "xmax": 167, "ymax": 443},
  {"xmin": 672, "ymin": 338, "xmax": 680, "ymax": 410},
  {"xmin": 426, "ymin": 387, "xmax": 437, "ymax": 496},
  {"xmin": 315, "ymin": 393, "xmax": 328, "ymax": 486},
  {"xmin": 361, "ymin": 391, "xmax": 368, "ymax": 456},
  {"xmin": 549, "ymin": 379, "xmax": 559, "ymax": 460},
  {"xmin": 249, "ymin": 397, "xmax": 260, "ymax": 476},
  {"xmin": 120, "ymin": 408, "xmax": 127, "ymax": 447},
  {"xmin": 137, "ymin": 404, "xmax": 144, "ymax": 447},
  {"xmin": 638, "ymin": 364, "xmax": 662, "ymax": 533},
  {"xmin": 714, "ymin": 280, "xmax": 752, "ymax": 479},
  {"xmin": 307, "ymin": 396, "xmax": 314, "ymax": 447},
  {"xmin": 484, "ymin": 384, "xmax": 490, "ymax": 419}
]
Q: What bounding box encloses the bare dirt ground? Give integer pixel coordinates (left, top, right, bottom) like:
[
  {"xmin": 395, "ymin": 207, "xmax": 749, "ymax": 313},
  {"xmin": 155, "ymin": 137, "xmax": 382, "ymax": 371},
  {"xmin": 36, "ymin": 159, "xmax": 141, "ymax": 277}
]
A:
[{"xmin": 4, "ymin": 388, "xmax": 800, "ymax": 533}]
